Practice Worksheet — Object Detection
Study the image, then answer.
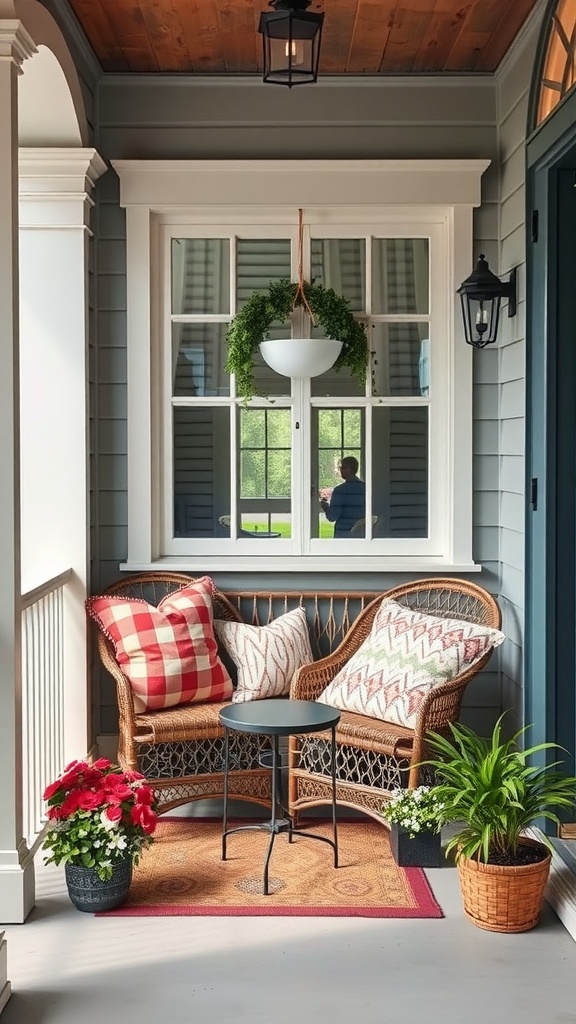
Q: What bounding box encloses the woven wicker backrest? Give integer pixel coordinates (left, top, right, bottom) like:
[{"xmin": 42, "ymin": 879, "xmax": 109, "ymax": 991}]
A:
[
  {"xmin": 101, "ymin": 572, "xmax": 199, "ymax": 605},
  {"xmin": 98, "ymin": 572, "xmax": 242, "ymax": 623},
  {"xmin": 219, "ymin": 591, "xmax": 378, "ymax": 659},
  {"xmin": 95, "ymin": 574, "xmax": 499, "ymax": 661},
  {"xmin": 383, "ymin": 578, "xmax": 501, "ymax": 629},
  {"xmin": 96, "ymin": 574, "xmax": 379, "ymax": 660}
]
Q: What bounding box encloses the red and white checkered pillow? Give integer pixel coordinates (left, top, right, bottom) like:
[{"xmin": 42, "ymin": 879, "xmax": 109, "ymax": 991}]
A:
[{"xmin": 86, "ymin": 577, "xmax": 233, "ymax": 713}]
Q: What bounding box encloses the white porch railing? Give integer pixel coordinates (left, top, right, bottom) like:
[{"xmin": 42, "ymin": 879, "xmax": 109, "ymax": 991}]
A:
[{"xmin": 21, "ymin": 569, "xmax": 73, "ymax": 852}]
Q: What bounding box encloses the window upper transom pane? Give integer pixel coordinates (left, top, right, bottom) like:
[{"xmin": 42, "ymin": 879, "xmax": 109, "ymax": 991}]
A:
[{"xmin": 171, "ymin": 238, "xmax": 230, "ymax": 314}]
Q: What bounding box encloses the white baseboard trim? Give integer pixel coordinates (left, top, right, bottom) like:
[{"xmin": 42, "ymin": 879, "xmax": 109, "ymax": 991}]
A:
[
  {"xmin": 545, "ymin": 847, "xmax": 576, "ymax": 941},
  {"xmin": 527, "ymin": 827, "xmax": 576, "ymax": 941},
  {"xmin": 0, "ymin": 984, "xmax": 11, "ymax": 1017},
  {"xmin": 0, "ymin": 934, "xmax": 11, "ymax": 1016}
]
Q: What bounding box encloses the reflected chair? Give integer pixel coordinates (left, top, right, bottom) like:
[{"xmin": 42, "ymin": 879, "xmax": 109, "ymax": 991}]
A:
[
  {"xmin": 350, "ymin": 515, "xmax": 382, "ymax": 536},
  {"xmin": 218, "ymin": 514, "xmax": 281, "ymax": 538}
]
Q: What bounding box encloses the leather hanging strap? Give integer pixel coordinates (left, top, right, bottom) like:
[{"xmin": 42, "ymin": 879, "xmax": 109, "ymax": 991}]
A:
[{"xmin": 292, "ymin": 208, "xmax": 316, "ymax": 324}]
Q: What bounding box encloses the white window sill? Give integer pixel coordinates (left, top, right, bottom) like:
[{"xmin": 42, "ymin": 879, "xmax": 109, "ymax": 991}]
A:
[{"xmin": 120, "ymin": 556, "xmax": 482, "ymax": 574}]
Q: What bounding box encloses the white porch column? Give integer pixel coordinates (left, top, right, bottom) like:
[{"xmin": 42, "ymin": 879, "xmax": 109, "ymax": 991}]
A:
[
  {"xmin": 0, "ymin": 12, "xmax": 35, "ymax": 936},
  {"xmin": 19, "ymin": 148, "xmax": 107, "ymax": 767}
]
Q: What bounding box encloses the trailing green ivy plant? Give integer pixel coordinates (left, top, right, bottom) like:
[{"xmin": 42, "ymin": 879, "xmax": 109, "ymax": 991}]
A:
[{"xmin": 225, "ymin": 279, "xmax": 369, "ymax": 401}]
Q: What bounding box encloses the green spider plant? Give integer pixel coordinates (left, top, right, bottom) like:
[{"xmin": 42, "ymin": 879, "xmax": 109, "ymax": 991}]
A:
[{"xmin": 422, "ymin": 714, "xmax": 576, "ymax": 864}]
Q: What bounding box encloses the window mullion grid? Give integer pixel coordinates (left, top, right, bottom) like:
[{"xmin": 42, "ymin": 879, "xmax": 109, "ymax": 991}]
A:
[
  {"xmin": 159, "ymin": 213, "xmax": 455, "ymax": 564},
  {"xmin": 365, "ymin": 233, "xmax": 372, "ymax": 401},
  {"xmin": 230, "ymin": 404, "xmax": 238, "ymax": 540},
  {"xmin": 365, "ymin": 401, "xmax": 373, "ymax": 539},
  {"xmin": 296, "ymin": 377, "xmax": 308, "ymax": 552},
  {"xmin": 264, "ymin": 411, "xmax": 270, "ymax": 513},
  {"xmin": 164, "ymin": 228, "xmax": 175, "ymax": 547},
  {"xmin": 230, "ymin": 234, "xmax": 238, "ymax": 400}
]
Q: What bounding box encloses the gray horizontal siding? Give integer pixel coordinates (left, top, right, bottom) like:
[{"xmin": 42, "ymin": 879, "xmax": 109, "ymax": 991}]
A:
[{"xmin": 494, "ymin": 5, "xmax": 542, "ymax": 756}]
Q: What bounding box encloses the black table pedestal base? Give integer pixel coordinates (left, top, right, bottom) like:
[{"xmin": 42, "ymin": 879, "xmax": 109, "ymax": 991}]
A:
[{"xmin": 221, "ymin": 719, "xmax": 339, "ymax": 897}]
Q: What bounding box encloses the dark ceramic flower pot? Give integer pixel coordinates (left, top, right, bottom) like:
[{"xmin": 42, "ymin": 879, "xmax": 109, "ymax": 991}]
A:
[
  {"xmin": 65, "ymin": 856, "xmax": 132, "ymax": 912},
  {"xmin": 389, "ymin": 823, "xmax": 443, "ymax": 868}
]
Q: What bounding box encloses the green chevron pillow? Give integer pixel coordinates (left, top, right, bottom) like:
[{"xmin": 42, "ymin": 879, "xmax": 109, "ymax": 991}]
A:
[{"xmin": 317, "ymin": 598, "xmax": 505, "ymax": 728}]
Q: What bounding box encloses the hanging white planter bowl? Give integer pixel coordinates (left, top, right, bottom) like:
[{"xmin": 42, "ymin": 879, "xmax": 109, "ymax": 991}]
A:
[{"xmin": 259, "ymin": 337, "xmax": 343, "ymax": 378}]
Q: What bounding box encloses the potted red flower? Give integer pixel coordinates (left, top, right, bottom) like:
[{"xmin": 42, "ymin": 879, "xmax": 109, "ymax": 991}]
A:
[{"xmin": 43, "ymin": 758, "xmax": 158, "ymax": 911}]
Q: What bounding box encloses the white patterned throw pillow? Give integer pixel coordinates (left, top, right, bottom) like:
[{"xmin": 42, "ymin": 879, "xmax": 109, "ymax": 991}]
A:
[
  {"xmin": 214, "ymin": 606, "xmax": 314, "ymax": 703},
  {"xmin": 317, "ymin": 598, "xmax": 505, "ymax": 728}
]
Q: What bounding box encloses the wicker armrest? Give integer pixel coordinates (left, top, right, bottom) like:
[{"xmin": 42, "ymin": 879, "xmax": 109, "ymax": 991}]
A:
[
  {"xmin": 419, "ymin": 645, "xmax": 497, "ymax": 731},
  {"xmin": 97, "ymin": 632, "xmax": 140, "ymax": 769},
  {"xmin": 290, "ymin": 652, "xmax": 349, "ymax": 701},
  {"xmin": 407, "ymin": 644, "xmax": 498, "ymax": 780}
]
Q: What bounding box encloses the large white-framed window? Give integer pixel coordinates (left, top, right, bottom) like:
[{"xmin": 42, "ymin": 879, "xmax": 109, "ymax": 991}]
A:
[{"xmin": 113, "ymin": 159, "xmax": 489, "ymax": 573}]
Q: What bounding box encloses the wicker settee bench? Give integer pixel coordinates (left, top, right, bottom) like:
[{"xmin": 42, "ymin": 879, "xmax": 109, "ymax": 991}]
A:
[
  {"xmin": 94, "ymin": 573, "xmax": 381, "ymax": 813},
  {"xmin": 93, "ymin": 573, "xmax": 500, "ymax": 818}
]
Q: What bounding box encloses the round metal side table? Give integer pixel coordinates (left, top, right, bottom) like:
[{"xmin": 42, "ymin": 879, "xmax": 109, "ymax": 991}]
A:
[{"xmin": 219, "ymin": 699, "xmax": 341, "ymax": 896}]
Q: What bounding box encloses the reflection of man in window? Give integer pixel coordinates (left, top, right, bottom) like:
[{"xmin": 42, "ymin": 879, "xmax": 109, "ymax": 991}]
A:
[{"xmin": 320, "ymin": 457, "xmax": 366, "ymax": 537}]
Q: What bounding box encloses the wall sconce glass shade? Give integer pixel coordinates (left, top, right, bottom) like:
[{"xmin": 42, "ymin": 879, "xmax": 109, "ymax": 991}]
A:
[
  {"xmin": 259, "ymin": 0, "xmax": 324, "ymax": 87},
  {"xmin": 457, "ymin": 254, "xmax": 517, "ymax": 348}
]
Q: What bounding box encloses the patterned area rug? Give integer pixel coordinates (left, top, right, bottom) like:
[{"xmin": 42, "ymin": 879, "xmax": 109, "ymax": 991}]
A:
[{"xmin": 99, "ymin": 817, "xmax": 443, "ymax": 918}]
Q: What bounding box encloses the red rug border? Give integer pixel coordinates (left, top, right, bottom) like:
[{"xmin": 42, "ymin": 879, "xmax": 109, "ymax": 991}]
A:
[{"xmin": 97, "ymin": 817, "xmax": 444, "ymax": 919}]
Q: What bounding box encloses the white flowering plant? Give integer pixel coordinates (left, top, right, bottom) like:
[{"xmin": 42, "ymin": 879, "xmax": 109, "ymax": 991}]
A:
[
  {"xmin": 43, "ymin": 758, "xmax": 158, "ymax": 881},
  {"xmin": 381, "ymin": 786, "xmax": 444, "ymax": 838}
]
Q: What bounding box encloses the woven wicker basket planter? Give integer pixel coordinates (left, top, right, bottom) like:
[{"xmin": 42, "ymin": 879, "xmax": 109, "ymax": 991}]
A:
[{"xmin": 457, "ymin": 838, "xmax": 551, "ymax": 933}]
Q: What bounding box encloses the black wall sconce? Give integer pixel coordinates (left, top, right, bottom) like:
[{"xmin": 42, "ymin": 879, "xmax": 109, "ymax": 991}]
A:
[
  {"xmin": 258, "ymin": 0, "xmax": 324, "ymax": 87},
  {"xmin": 457, "ymin": 254, "xmax": 517, "ymax": 348}
]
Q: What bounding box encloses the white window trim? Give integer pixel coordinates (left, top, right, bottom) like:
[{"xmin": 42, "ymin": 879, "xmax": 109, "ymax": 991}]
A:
[{"xmin": 113, "ymin": 158, "xmax": 489, "ymax": 574}]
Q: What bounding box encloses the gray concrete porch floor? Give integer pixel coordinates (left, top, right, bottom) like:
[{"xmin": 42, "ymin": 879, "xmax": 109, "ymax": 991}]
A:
[{"xmin": 2, "ymin": 839, "xmax": 576, "ymax": 1024}]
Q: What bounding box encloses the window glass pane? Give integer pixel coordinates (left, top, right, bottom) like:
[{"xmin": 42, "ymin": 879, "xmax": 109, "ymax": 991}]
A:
[
  {"xmin": 313, "ymin": 409, "xmax": 364, "ymax": 538},
  {"xmin": 538, "ymin": 84, "xmax": 561, "ymax": 123},
  {"xmin": 171, "ymin": 239, "xmax": 230, "ymax": 315},
  {"xmin": 544, "ymin": 25, "xmax": 568, "ymax": 86},
  {"xmin": 311, "ymin": 239, "xmax": 365, "ymax": 309},
  {"xmin": 310, "ymin": 317, "xmax": 366, "ymax": 398},
  {"xmin": 173, "ymin": 407, "xmax": 230, "ymax": 537},
  {"xmin": 556, "ymin": 0, "xmax": 576, "ymax": 39},
  {"xmin": 252, "ymin": 344, "xmax": 292, "ymax": 398},
  {"xmin": 372, "ymin": 407, "xmax": 428, "ymax": 538},
  {"xmin": 310, "ymin": 360, "xmax": 365, "ymax": 398},
  {"xmin": 372, "ymin": 239, "xmax": 429, "ymax": 314},
  {"xmin": 238, "ymin": 408, "xmax": 291, "ymax": 537},
  {"xmin": 172, "ymin": 324, "xmax": 230, "ymax": 397},
  {"xmin": 236, "ymin": 238, "xmax": 291, "ymax": 305},
  {"xmin": 371, "ymin": 323, "xmax": 430, "ymax": 397},
  {"xmin": 236, "ymin": 239, "xmax": 292, "ymax": 398}
]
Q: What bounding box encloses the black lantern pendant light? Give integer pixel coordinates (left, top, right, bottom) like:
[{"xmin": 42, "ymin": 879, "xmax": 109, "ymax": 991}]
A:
[
  {"xmin": 457, "ymin": 254, "xmax": 517, "ymax": 348},
  {"xmin": 259, "ymin": 0, "xmax": 324, "ymax": 88}
]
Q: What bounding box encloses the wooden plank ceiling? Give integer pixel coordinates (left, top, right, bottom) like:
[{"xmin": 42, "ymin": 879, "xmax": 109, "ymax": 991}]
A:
[{"xmin": 64, "ymin": 0, "xmax": 540, "ymax": 75}]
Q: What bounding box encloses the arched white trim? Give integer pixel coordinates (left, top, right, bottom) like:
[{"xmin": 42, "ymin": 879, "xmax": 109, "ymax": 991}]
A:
[
  {"xmin": 15, "ymin": 0, "xmax": 88, "ymax": 144},
  {"xmin": 19, "ymin": 44, "xmax": 81, "ymax": 145}
]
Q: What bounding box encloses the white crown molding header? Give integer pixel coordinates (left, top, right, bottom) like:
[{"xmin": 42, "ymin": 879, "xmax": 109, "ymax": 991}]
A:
[{"xmin": 112, "ymin": 158, "xmax": 491, "ymax": 210}]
